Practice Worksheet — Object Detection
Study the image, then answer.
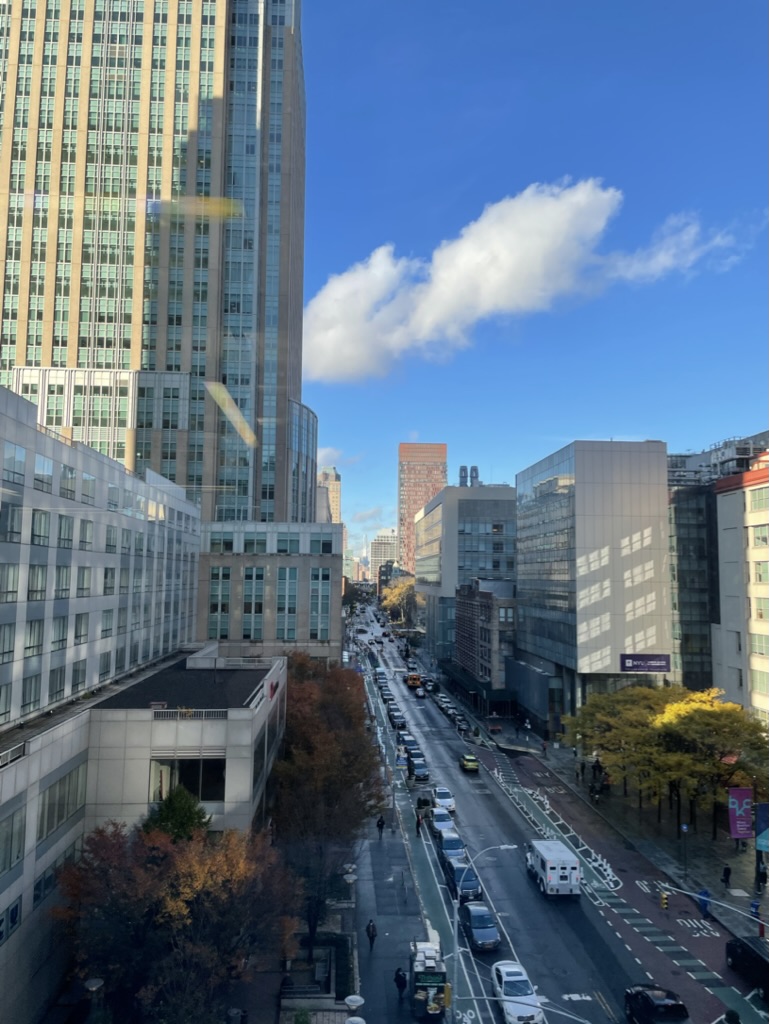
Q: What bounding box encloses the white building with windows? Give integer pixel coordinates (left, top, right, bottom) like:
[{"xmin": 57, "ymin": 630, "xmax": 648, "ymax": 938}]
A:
[{"xmin": 711, "ymin": 452, "xmax": 769, "ymax": 721}]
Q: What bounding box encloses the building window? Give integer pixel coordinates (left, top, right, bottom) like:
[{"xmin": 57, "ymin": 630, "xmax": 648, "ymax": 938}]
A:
[
  {"xmin": 242, "ymin": 566, "xmax": 264, "ymax": 640},
  {"xmin": 21, "ymin": 672, "xmax": 42, "ymax": 714},
  {"xmin": 0, "ymin": 807, "xmax": 25, "ymax": 881},
  {"xmin": 149, "ymin": 758, "xmax": 226, "ymax": 803},
  {"xmin": 31, "ymin": 509, "xmax": 50, "ymax": 545},
  {"xmin": 99, "ymin": 651, "xmax": 111, "ymax": 681},
  {"xmin": 243, "ymin": 535, "xmax": 267, "ymax": 554},
  {"xmin": 209, "ymin": 531, "xmax": 234, "ymax": 553},
  {"xmin": 60, "ymin": 464, "xmax": 76, "ymax": 499},
  {"xmin": 309, "ymin": 534, "xmax": 332, "ymax": 555},
  {"xmin": 106, "ymin": 525, "xmax": 117, "ymax": 553},
  {"xmin": 0, "ymin": 682, "xmax": 10, "ymax": 724},
  {"xmin": 0, "ymin": 895, "xmax": 22, "ymax": 945},
  {"xmin": 755, "ymin": 597, "xmax": 769, "ymax": 621},
  {"xmin": 37, "ymin": 762, "xmax": 87, "ymax": 841},
  {"xmin": 34, "ymin": 454, "xmax": 53, "ymax": 493},
  {"xmin": 0, "ymin": 564, "xmax": 19, "ymax": 603},
  {"xmin": 76, "ymin": 566, "xmax": 91, "ymax": 597},
  {"xmin": 101, "ymin": 609, "xmax": 113, "ymax": 638},
  {"xmin": 27, "ymin": 564, "xmax": 47, "ymax": 601},
  {"xmin": 0, "ymin": 502, "xmax": 23, "ymax": 543},
  {"xmin": 755, "ymin": 562, "xmax": 769, "ymax": 584},
  {"xmin": 750, "ymin": 669, "xmax": 769, "ymax": 695},
  {"xmin": 749, "ymin": 633, "xmax": 769, "ymax": 657},
  {"xmin": 103, "ymin": 567, "xmax": 116, "ymax": 596},
  {"xmin": 74, "ymin": 613, "xmax": 89, "ymax": 645},
  {"xmin": 49, "ymin": 665, "xmax": 66, "ymax": 702},
  {"xmin": 2, "ymin": 442, "xmax": 25, "ymax": 484},
  {"xmin": 121, "ymin": 528, "xmax": 131, "ymax": 554},
  {"xmin": 752, "ymin": 525, "xmax": 769, "ymax": 548},
  {"xmin": 277, "ymin": 534, "xmax": 299, "ymax": 554},
  {"xmin": 750, "ymin": 487, "xmax": 769, "ymax": 512},
  {"xmin": 55, "ymin": 564, "xmax": 70, "ymax": 599},
  {"xmin": 71, "ymin": 659, "xmax": 87, "ymax": 693},
  {"xmin": 81, "ymin": 473, "xmax": 96, "ymax": 505},
  {"xmin": 276, "ymin": 567, "xmax": 297, "ymax": 640},
  {"xmin": 51, "ymin": 616, "xmax": 68, "ymax": 651},
  {"xmin": 33, "ymin": 836, "xmax": 82, "ymax": 909},
  {"xmin": 79, "ymin": 519, "xmax": 93, "ymax": 550},
  {"xmin": 309, "ymin": 566, "xmax": 330, "ymax": 641},
  {"xmin": 25, "ymin": 619, "xmax": 44, "ymax": 657},
  {"xmin": 58, "ymin": 514, "xmax": 74, "ymax": 549},
  {"xmin": 208, "ymin": 567, "xmax": 230, "ymax": 640}
]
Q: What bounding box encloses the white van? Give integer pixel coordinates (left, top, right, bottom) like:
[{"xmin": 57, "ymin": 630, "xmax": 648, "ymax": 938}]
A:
[{"xmin": 525, "ymin": 840, "xmax": 581, "ymax": 898}]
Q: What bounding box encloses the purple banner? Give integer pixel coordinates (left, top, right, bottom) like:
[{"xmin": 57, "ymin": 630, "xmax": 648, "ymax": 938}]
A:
[
  {"xmin": 756, "ymin": 803, "xmax": 768, "ymax": 852},
  {"xmin": 620, "ymin": 654, "xmax": 671, "ymax": 672},
  {"xmin": 728, "ymin": 787, "xmax": 754, "ymax": 839}
]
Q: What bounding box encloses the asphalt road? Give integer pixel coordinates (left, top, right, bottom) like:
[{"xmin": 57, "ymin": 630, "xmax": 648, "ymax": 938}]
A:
[{"xmin": 355, "ymin": 612, "xmax": 732, "ymax": 1024}]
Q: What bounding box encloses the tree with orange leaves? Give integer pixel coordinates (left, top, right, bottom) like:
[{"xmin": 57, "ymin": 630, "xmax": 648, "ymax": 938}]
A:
[{"xmin": 274, "ymin": 655, "xmax": 383, "ymax": 961}]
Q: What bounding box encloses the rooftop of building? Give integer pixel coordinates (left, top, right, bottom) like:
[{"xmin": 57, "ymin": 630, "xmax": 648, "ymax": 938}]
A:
[{"xmin": 96, "ymin": 659, "xmax": 268, "ymax": 711}]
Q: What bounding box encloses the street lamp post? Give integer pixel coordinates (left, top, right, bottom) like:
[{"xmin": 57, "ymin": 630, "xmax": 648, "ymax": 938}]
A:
[{"xmin": 451, "ymin": 845, "xmax": 516, "ymax": 1014}]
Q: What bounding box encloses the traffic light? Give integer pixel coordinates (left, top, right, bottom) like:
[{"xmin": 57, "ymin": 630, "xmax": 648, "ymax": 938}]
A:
[{"xmin": 660, "ymin": 891, "xmax": 669, "ymax": 910}]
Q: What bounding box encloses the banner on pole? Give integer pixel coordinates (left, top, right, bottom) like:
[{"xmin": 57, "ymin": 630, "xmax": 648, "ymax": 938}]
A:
[{"xmin": 728, "ymin": 787, "xmax": 754, "ymax": 839}]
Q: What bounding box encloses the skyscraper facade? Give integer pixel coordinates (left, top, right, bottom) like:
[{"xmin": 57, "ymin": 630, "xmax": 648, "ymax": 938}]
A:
[
  {"xmin": 0, "ymin": 0, "xmax": 317, "ymax": 525},
  {"xmin": 397, "ymin": 442, "xmax": 447, "ymax": 574},
  {"xmin": 318, "ymin": 466, "xmax": 342, "ymax": 523},
  {"xmin": 370, "ymin": 527, "xmax": 397, "ymax": 583}
]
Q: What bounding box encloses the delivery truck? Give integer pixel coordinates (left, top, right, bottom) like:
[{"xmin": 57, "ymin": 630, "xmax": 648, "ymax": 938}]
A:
[{"xmin": 525, "ymin": 839, "xmax": 581, "ymax": 898}]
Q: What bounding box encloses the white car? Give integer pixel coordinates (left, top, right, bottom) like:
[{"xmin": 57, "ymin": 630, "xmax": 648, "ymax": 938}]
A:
[
  {"xmin": 431, "ymin": 786, "xmax": 455, "ymax": 814},
  {"xmin": 427, "ymin": 807, "xmax": 454, "ymax": 837},
  {"xmin": 491, "ymin": 961, "xmax": 544, "ymax": 1024}
]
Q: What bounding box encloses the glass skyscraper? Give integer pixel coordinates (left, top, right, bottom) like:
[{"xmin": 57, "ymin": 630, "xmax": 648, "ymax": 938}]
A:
[{"xmin": 0, "ymin": 0, "xmax": 316, "ymax": 524}]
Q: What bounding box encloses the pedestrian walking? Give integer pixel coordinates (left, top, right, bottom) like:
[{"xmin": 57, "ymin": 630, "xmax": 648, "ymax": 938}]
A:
[
  {"xmin": 575, "ymin": 767, "xmax": 580, "ymax": 785},
  {"xmin": 365, "ymin": 919, "xmax": 377, "ymax": 951},
  {"xmin": 416, "ymin": 814, "xmax": 422, "ymax": 838},
  {"xmin": 580, "ymin": 760, "xmax": 586, "ymax": 781},
  {"xmin": 394, "ymin": 967, "xmax": 408, "ymax": 1002},
  {"xmin": 589, "ymin": 782, "xmax": 596, "ymax": 802},
  {"xmin": 541, "ymin": 740, "xmax": 548, "ymax": 758},
  {"xmin": 376, "ymin": 815, "xmax": 385, "ymax": 840},
  {"xmin": 758, "ymin": 862, "xmax": 767, "ymax": 893},
  {"xmin": 720, "ymin": 864, "xmax": 732, "ymax": 892}
]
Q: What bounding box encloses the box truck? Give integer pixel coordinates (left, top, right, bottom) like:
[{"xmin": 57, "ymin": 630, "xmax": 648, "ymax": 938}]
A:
[{"xmin": 525, "ymin": 840, "xmax": 581, "ymax": 898}]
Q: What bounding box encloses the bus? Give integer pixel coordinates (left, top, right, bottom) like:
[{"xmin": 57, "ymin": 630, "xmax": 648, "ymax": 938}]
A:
[{"xmin": 407, "ymin": 673, "xmax": 422, "ymax": 689}]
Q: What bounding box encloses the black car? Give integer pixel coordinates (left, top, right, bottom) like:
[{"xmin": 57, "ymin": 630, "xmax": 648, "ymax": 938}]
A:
[
  {"xmin": 624, "ymin": 985, "xmax": 690, "ymax": 1024},
  {"xmin": 458, "ymin": 902, "xmax": 501, "ymax": 951},
  {"xmin": 725, "ymin": 936, "xmax": 768, "ymax": 1001},
  {"xmin": 443, "ymin": 857, "xmax": 483, "ymax": 903}
]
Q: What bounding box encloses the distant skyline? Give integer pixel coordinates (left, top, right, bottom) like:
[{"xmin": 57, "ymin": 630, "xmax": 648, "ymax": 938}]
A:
[{"xmin": 301, "ymin": 1, "xmax": 767, "ymax": 553}]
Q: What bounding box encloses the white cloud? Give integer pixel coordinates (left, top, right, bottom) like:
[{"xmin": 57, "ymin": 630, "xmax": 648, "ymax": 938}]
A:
[
  {"xmin": 303, "ymin": 178, "xmax": 742, "ymax": 383},
  {"xmin": 317, "ymin": 446, "xmax": 343, "ymax": 467},
  {"xmin": 351, "ymin": 506, "xmax": 384, "ymax": 524}
]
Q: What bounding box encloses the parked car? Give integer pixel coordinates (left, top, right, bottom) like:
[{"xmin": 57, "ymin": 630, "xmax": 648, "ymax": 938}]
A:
[
  {"xmin": 436, "ymin": 829, "xmax": 466, "ymax": 865},
  {"xmin": 455, "ymin": 717, "xmax": 470, "ymax": 732},
  {"xmin": 431, "ymin": 786, "xmax": 455, "ymax": 814},
  {"xmin": 408, "ymin": 756, "xmax": 430, "ymax": 783},
  {"xmin": 426, "ymin": 807, "xmax": 454, "ymax": 837},
  {"xmin": 390, "ymin": 713, "xmax": 407, "ymax": 729},
  {"xmin": 491, "ymin": 961, "xmax": 544, "ymax": 1024},
  {"xmin": 725, "ymin": 936, "xmax": 768, "ymax": 1001},
  {"xmin": 443, "ymin": 857, "xmax": 483, "ymax": 903},
  {"xmin": 415, "ymin": 687, "xmax": 426, "ymax": 699},
  {"xmin": 623, "ymin": 985, "xmax": 690, "ymax": 1024},
  {"xmin": 459, "ymin": 902, "xmax": 501, "ymax": 952},
  {"xmin": 459, "ymin": 753, "xmax": 480, "ymax": 772}
]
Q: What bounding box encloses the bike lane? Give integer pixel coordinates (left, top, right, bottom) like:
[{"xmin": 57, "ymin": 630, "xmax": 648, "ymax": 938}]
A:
[{"xmin": 488, "ymin": 750, "xmax": 766, "ymax": 1024}]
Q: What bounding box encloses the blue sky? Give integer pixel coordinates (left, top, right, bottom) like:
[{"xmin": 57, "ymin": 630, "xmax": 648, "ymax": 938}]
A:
[{"xmin": 300, "ymin": 1, "xmax": 767, "ymax": 555}]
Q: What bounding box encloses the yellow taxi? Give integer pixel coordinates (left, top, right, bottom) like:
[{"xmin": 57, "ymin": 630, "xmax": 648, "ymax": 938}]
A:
[{"xmin": 459, "ymin": 753, "xmax": 480, "ymax": 772}]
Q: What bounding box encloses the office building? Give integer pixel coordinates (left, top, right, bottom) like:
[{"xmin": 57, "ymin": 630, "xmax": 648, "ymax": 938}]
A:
[
  {"xmin": 0, "ymin": 649, "xmax": 285, "ymax": 1024},
  {"xmin": 512, "ymin": 440, "xmax": 671, "ymax": 735},
  {"xmin": 196, "ymin": 521, "xmax": 344, "ymax": 662},
  {"xmin": 414, "ymin": 481, "xmax": 516, "ymax": 662},
  {"xmin": 397, "ymin": 443, "xmax": 447, "ymax": 574},
  {"xmin": 318, "ymin": 466, "xmax": 342, "ymax": 523},
  {"xmin": 0, "ymin": 0, "xmax": 317, "ymax": 526},
  {"xmin": 370, "ymin": 528, "xmax": 397, "ymax": 585},
  {"xmin": 711, "ymin": 451, "xmax": 769, "ymax": 722},
  {"xmin": 454, "ymin": 579, "xmax": 516, "ymax": 711},
  {"xmin": 667, "ymin": 431, "xmax": 769, "ymax": 690},
  {"xmin": 0, "ymin": 388, "xmax": 200, "ymax": 727}
]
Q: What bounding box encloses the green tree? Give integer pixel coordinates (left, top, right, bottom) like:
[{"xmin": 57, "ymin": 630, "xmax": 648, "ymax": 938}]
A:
[
  {"xmin": 274, "ymin": 657, "xmax": 383, "ymax": 960},
  {"xmin": 143, "ymin": 785, "xmax": 211, "ymax": 841}
]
